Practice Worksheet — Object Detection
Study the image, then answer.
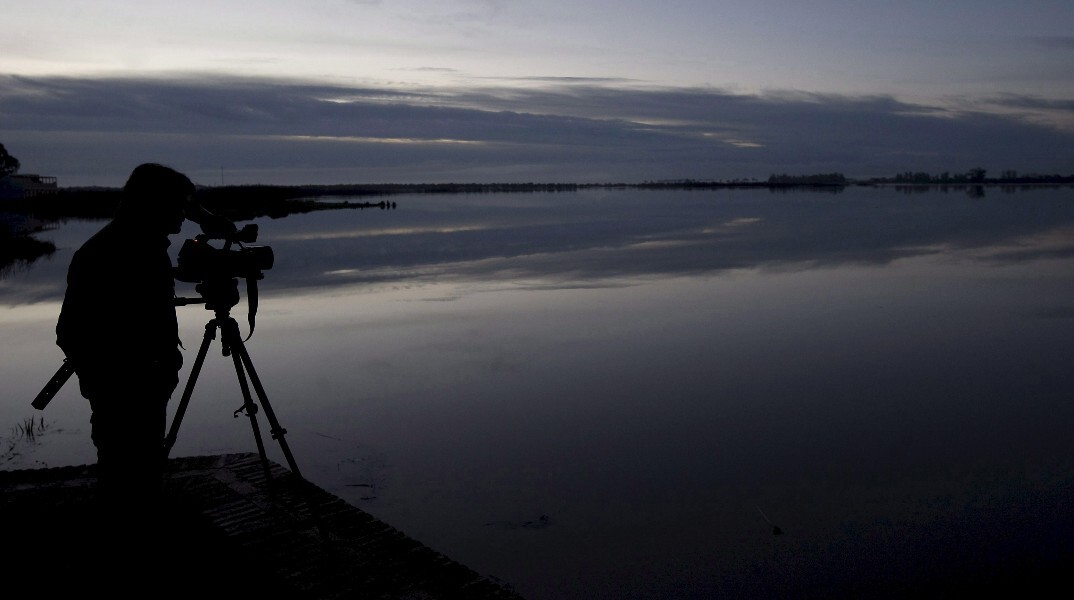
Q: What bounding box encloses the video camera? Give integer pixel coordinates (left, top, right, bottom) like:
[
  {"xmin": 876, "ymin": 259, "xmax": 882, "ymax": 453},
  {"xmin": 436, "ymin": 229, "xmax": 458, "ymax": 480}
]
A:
[{"xmin": 175, "ymin": 223, "xmax": 274, "ymax": 284}]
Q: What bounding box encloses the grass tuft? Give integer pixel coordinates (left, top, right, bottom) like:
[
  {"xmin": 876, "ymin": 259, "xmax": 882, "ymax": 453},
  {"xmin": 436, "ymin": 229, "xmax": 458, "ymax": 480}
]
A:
[{"xmin": 1, "ymin": 416, "xmax": 52, "ymax": 464}]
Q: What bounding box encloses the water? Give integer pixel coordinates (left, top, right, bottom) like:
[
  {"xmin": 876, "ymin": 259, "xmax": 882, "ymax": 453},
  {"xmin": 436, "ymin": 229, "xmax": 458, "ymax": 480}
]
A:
[{"xmin": 4, "ymin": 185, "xmax": 1074, "ymax": 598}]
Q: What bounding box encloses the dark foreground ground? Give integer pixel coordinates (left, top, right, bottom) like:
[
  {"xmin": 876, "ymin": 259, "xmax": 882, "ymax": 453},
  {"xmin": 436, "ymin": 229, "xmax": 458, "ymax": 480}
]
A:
[
  {"xmin": 4, "ymin": 455, "xmax": 1074, "ymax": 598},
  {"xmin": 1, "ymin": 453, "xmax": 524, "ymax": 599}
]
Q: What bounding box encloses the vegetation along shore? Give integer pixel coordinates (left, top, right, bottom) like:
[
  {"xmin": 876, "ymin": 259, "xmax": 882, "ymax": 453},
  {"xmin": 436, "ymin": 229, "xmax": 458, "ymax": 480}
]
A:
[{"xmin": 2, "ymin": 168, "xmax": 1073, "ymax": 274}]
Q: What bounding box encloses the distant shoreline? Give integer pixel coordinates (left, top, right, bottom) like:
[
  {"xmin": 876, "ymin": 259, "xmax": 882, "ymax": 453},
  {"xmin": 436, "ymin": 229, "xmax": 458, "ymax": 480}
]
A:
[
  {"xmin": 8, "ymin": 176, "xmax": 1074, "ymax": 221},
  {"xmin": 2, "ymin": 178, "xmax": 1073, "ymax": 273}
]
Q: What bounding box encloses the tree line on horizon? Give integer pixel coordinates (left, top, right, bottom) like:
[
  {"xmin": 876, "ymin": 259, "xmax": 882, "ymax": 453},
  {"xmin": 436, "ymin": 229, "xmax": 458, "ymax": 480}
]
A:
[
  {"xmin": 867, "ymin": 168, "xmax": 1074, "ymax": 185},
  {"xmin": 3, "ymin": 142, "xmax": 1073, "ymax": 190},
  {"xmin": 768, "ymin": 168, "xmax": 1074, "ymax": 185}
]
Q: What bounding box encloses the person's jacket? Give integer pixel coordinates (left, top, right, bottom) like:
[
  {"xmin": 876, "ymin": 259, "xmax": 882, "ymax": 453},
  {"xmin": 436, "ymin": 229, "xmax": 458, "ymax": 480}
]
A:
[{"xmin": 56, "ymin": 219, "xmax": 182, "ymax": 398}]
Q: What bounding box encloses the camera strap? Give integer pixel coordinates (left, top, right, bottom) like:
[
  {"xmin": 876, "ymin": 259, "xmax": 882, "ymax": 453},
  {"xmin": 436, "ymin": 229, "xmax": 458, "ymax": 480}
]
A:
[{"xmin": 245, "ymin": 276, "xmax": 259, "ymax": 341}]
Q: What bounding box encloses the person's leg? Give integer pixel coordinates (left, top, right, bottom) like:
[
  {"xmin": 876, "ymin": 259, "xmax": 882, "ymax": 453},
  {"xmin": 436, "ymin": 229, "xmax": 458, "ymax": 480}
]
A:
[{"xmin": 90, "ymin": 392, "xmax": 169, "ymax": 515}]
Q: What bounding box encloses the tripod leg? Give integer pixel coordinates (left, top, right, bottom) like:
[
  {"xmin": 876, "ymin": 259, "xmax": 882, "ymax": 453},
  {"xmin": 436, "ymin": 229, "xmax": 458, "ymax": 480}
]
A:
[
  {"xmin": 220, "ymin": 316, "xmax": 325, "ymax": 533},
  {"xmin": 228, "ymin": 326, "xmax": 328, "ymax": 534},
  {"xmin": 163, "ymin": 319, "xmax": 217, "ymax": 459},
  {"xmin": 232, "ymin": 338, "xmax": 304, "ymax": 479},
  {"xmin": 221, "ymin": 319, "xmax": 273, "ymax": 483}
]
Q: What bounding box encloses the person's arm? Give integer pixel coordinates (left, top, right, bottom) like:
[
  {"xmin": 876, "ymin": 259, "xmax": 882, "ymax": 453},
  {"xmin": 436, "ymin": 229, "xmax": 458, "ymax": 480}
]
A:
[{"xmin": 184, "ymin": 201, "xmax": 237, "ymax": 237}]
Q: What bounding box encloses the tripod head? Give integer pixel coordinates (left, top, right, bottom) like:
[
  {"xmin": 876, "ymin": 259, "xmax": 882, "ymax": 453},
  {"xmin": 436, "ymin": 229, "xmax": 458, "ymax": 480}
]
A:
[{"xmin": 193, "ymin": 277, "xmax": 242, "ymax": 313}]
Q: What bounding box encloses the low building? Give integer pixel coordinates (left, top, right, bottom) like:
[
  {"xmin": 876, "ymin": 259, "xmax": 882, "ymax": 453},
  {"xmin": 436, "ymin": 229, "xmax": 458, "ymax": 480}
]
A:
[{"xmin": 0, "ymin": 174, "xmax": 58, "ymax": 199}]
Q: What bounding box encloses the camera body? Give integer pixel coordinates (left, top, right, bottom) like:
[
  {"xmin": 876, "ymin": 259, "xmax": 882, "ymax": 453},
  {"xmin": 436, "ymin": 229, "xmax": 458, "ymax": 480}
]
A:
[{"xmin": 175, "ymin": 223, "xmax": 274, "ymax": 283}]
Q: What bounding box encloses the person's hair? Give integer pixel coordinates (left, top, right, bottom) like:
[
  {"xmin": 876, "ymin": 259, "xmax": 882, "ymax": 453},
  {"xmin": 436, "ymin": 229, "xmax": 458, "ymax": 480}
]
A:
[{"xmin": 116, "ymin": 163, "xmax": 195, "ymax": 218}]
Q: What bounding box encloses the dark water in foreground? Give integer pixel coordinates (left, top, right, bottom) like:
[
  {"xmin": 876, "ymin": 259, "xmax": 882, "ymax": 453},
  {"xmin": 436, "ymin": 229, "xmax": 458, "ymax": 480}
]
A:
[{"xmin": 4, "ymin": 185, "xmax": 1074, "ymax": 598}]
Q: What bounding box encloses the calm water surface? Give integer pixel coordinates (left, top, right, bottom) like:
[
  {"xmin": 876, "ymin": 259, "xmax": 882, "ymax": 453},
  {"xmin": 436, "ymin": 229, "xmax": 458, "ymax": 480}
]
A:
[{"xmin": 3, "ymin": 186, "xmax": 1074, "ymax": 598}]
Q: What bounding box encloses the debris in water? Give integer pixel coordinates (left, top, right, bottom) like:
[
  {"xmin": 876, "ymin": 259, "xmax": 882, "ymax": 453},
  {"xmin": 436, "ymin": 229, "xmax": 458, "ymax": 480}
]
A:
[{"xmin": 757, "ymin": 507, "xmax": 784, "ymax": 535}]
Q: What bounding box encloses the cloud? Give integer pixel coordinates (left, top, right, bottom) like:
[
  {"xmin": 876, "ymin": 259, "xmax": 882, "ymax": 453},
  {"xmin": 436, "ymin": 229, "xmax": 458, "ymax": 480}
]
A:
[
  {"xmin": 983, "ymin": 93, "xmax": 1074, "ymax": 113},
  {"xmin": 1, "ymin": 74, "xmax": 1073, "ymax": 186},
  {"xmin": 1034, "ymin": 35, "xmax": 1074, "ymax": 50}
]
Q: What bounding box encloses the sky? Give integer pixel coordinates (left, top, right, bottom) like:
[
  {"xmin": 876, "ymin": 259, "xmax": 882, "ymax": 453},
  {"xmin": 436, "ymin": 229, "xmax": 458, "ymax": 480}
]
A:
[{"xmin": 2, "ymin": 0, "xmax": 1073, "ymax": 186}]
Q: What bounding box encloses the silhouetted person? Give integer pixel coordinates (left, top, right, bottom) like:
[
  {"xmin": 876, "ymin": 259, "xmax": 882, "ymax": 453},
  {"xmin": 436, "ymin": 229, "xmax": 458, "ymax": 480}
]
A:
[{"xmin": 56, "ymin": 163, "xmax": 232, "ymax": 519}]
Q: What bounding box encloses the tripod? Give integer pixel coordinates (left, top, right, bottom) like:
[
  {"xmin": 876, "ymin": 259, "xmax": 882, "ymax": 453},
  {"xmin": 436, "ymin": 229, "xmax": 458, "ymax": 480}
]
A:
[{"xmin": 163, "ymin": 277, "xmax": 302, "ymax": 486}]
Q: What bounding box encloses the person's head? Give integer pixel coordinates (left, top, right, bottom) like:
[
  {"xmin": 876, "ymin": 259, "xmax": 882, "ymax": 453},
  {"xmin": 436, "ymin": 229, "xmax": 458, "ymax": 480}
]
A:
[{"xmin": 115, "ymin": 163, "xmax": 195, "ymax": 234}]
